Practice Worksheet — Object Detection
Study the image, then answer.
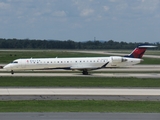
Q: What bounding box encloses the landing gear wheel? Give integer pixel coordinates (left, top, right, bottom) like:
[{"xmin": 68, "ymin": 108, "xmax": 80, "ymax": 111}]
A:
[
  {"xmin": 11, "ymin": 70, "xmax": 14, "ymax": 74},
  {"xmin": 82, "ymin": 70, "xmax": 88, "ymax": 75}
]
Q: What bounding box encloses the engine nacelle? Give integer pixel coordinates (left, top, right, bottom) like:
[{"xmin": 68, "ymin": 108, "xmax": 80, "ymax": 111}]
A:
[{"xmin": 110, "ymin": 56, "xmax": 127, "ymax": 63}]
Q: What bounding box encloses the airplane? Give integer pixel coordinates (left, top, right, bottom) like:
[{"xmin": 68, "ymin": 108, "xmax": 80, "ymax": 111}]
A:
[{"xmin": 3, "ymin": 44, "xmax": 156, "ymax": 75}]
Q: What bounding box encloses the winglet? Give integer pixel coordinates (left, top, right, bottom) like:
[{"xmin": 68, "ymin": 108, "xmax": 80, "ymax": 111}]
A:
[{"xmin": 124, "ymin": 44, "xmax": 157, "ymax": 58}]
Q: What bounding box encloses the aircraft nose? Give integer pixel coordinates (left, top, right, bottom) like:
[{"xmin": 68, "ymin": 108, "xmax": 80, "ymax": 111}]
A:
[{"xmin": 3, "ymin": 64, "xmax": 12, "ymax": 70}]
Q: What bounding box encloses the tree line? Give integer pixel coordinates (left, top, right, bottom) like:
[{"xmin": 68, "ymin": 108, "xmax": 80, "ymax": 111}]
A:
[{"xmin": 0, "ymin": 38, "xmax": 159, "ymax": 49}]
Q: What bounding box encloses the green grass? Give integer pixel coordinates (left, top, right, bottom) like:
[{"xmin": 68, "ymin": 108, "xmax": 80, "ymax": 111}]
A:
[
  {"xmin": 0, "ymin": 77, "xmax": 160, "ymax": 87},
  {"xmin": 145, "ymin": 50, "xmax": 160, "ymax": 55},
  {"xmin": 0, "ymin": 50, "xmax": 107, "ymax": 63},
  {"xmin": 141, "ymin": 57, "xmax": 160, "ymax": 64},
  {"xmin": 0, "ymin": 100, "xmax": 160, "ymax": 112}
]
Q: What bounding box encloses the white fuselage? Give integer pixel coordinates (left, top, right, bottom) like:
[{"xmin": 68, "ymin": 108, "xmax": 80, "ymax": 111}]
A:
[{"xmin": 4, "ymin": 56, "xmax": 142, "ymax": 71}]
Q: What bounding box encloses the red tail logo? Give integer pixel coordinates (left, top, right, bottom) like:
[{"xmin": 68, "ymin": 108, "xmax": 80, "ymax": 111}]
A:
[
  {"xmin": 131, "ymin": 48, "xmax": 146, "ymax": 58},
  {"xmin": 124, "ymin": 45, "xmax": 156, "ymax": 58}
]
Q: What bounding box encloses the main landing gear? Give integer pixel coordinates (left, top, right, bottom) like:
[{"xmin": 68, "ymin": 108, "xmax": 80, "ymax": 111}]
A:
[{"xmin": 82, "ymin": 69, "xmax": 89, "ymax": 75}]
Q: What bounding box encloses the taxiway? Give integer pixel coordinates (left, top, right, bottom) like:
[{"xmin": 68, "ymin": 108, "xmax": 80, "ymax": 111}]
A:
[
  {"xmin": 1, "ymin": 88, "xmax": 160, "ymax": 101},
  {"xmin": 0, "ymin": 88, "xmax": 160, "ymax": 96},
  {"xmin": 1, "ymin": 113, "xmax": 160, "ymax": 120},
  {"xmin": 0, "ymin": 72, "xmax": 160, "ymax": 78}
]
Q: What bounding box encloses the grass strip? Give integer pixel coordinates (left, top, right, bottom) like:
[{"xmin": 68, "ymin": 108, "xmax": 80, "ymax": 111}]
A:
[
  {"xmin": 0, "ymin": 51, "xmax": 107, "ymax": 63},
  {"xmin": 141, "ymin": 57, "xmax": 160, "ymax": 64},
  {"xmin": 0, "ymin": 100, "xmax": 160, "ymax": 112},
  {"xmin": 0, "ymin": 77, "xmax": 160, "ymax": 87}
]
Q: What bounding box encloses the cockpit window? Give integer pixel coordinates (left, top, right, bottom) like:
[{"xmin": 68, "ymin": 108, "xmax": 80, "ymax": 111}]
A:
[{"xmin": 12, "ymin": 61, "xmax": 18, "ymax": 63}]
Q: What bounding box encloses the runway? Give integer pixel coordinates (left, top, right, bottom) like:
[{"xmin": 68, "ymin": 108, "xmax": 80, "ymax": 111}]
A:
[
  {"xmin": 1, "ymin": 64, "xmax": 160, "ymax": 78},
  {"xmin": 1, "ymin": 64, "xmax": 160, "ymax": 71},
  {"xmin": 0, "ymin": 72, "xmax": 160, "ymax": 78},
  {"xmin": 1, "ymin": 113, "xmax": 160, "ymax": 120},
  {"xmin": 0, "ymin": 88, "xmax": 160, "ymax": 96},
  {"xmin": 1, "ymin": 88, "xmax": 160, "ymax": 101}
]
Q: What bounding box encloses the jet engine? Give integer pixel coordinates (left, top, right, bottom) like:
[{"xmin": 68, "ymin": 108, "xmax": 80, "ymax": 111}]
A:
[{"xmin": 110, "ymin": 56, "xmax": 127, "ymax": 63}]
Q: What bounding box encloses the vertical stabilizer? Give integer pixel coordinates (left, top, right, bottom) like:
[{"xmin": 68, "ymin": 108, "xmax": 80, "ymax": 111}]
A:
[{"xmin": 124, "ymin": 45, "xmax": 156, "ymax": 58}]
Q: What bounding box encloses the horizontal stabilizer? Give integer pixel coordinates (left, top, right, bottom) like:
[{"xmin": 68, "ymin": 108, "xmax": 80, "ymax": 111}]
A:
[{"xmin": 138, "ymin": 45, "xmax": 157, "ymax": 48}]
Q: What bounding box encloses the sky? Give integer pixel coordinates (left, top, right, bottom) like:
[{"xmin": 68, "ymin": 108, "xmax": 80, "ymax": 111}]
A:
[{"xmin": 0, "ymin": 0, "xmax": 160, "ymax": 43}]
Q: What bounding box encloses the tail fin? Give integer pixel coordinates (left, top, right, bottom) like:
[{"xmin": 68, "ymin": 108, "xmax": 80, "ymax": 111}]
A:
[{"xmin": 124, "ymin": 44, "xmax": 156, "ymax": 58}]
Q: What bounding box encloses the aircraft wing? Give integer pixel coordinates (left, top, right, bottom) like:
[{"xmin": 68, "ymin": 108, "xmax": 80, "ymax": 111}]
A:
[
  {"xmin": 37, "ymin": 62, "xmax": 109, "ymax": 71},
  {"xmin": 70, "ymin": 66, "xmax": 98, "ymax": 70},
  {"xmin": 70, "ymin": 62, "xmax": 109, "ymax": 71}
]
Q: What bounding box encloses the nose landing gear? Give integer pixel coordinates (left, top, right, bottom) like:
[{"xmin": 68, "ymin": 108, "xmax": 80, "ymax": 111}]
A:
[{"xmin": 11, "ymin": 70, "xmax": 14, "ymax": 74}]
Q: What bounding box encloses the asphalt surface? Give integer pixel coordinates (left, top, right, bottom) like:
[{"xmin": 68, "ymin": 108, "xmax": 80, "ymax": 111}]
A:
[
  {"xmin": 1, "ymin": 95, "xmax": 160, "ymax": 101},
  {"xmin": 0, "ymin": 72, "xmax": 160, "ymax": 78},
  {"xmin": 1, "ymin": 88, "xmax": 160, "ymax": 96},
  {"xmin": 1, "ymin": 64, "xmax": 160, "ymax": 78},
  {"xmin": 0, "ymin": 88, "xmax": 160, "ymax": 101},
  {"xmin": 0, "ymin": 113, "xmax": 160, "ymax": 120},
  {"xmin": 1, "ymin": 64, "xmax": 160, "ymax": 71}
]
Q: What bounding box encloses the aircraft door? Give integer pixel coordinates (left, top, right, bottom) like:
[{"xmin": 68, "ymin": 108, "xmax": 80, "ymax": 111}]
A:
[{"xmin": 20, "ymin": 59, "xmax": 26, "ymax": 68}]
